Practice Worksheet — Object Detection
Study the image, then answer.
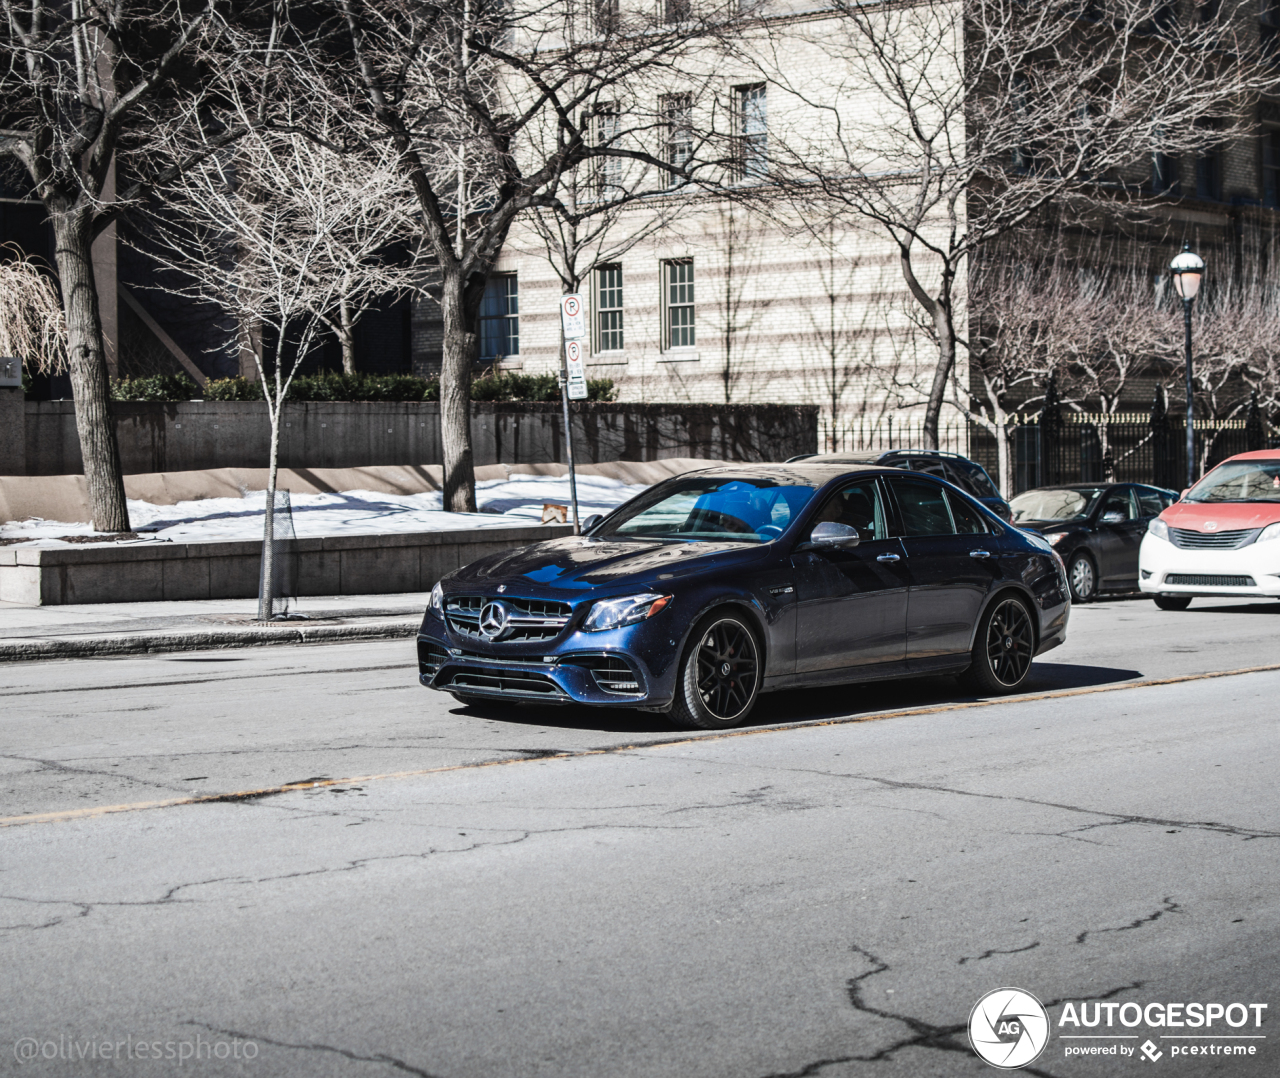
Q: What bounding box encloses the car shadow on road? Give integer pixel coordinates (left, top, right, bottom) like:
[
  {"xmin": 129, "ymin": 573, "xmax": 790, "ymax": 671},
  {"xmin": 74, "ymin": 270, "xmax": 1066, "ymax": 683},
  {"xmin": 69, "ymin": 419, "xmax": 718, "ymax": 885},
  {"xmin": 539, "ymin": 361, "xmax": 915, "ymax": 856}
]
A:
[{"xmin": 450, "ymin": 661, "xmax": 1144, "ymax": 736}]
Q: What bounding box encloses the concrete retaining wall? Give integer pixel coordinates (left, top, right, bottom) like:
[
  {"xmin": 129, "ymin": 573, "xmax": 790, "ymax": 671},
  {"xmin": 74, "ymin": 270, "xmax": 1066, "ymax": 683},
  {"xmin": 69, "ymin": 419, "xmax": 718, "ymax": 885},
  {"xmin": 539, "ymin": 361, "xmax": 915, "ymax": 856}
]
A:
[
  {"xmin": 8, "ymin": 401, "xmax": 818, "ymax": 476},
  {"xmin": 0, "ymin": 525, "xmax": 573, "ymax": 606}
]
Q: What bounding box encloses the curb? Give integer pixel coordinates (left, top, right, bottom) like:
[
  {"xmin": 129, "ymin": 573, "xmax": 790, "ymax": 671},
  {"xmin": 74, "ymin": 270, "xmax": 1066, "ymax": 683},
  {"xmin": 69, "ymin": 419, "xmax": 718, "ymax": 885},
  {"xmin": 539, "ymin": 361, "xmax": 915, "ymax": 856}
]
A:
[{"xmin": 0, "ymin": 620, "xmax": 418, "ymax": 662}]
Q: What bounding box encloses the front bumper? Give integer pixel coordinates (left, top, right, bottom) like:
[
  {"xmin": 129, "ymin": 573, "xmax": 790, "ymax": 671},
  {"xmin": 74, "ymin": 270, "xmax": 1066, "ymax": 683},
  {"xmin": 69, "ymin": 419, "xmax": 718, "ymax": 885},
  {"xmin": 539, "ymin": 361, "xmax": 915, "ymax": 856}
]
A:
[
  {"xmin": 1138, "ymin": 535, "xmax": 1280, "ymax": 598},
  {"xmin": 416, "ymin": 616, "xmax": 679, "ymax": 709}
]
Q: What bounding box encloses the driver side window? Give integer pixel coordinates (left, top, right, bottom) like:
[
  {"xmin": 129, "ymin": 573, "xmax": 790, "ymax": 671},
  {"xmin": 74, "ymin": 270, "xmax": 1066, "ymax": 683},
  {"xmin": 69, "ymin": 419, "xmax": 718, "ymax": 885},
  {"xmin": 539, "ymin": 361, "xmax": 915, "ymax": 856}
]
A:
[
  {"xmin": 811, "ymin": 480, "xmax": 887, "ymax": 541},
  {"xmin": 1100, "ymin": 488, "xmax": 1137, "ymax": 521}
]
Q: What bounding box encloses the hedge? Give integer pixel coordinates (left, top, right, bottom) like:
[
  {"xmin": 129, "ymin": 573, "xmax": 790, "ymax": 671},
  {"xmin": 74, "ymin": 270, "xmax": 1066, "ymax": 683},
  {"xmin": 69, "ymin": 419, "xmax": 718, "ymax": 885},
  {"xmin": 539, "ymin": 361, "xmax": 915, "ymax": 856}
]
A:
[{"xmin": 109, "ymin": 371, "xmax": 617, "ymax": 403}]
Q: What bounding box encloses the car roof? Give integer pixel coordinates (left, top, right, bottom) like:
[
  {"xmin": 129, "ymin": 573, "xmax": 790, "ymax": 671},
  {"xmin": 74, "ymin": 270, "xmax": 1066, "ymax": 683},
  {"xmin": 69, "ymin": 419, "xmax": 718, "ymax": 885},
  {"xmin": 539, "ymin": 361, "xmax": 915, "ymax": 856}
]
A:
[
  {"xmin": 1223, "ymin": 450, "xmax": 1280, "ymax": 462},
  {"xmin": 788, "ymin": 449, "xmax": 979, "ymax": 465}
]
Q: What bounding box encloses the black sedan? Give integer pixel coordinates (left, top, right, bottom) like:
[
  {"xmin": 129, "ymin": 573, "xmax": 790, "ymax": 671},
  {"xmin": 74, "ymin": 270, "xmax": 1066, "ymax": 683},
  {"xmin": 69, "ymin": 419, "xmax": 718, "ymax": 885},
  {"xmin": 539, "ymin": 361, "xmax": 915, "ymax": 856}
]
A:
[
  {"xmin": 1010, "ymin": 482, "xmax": 1179, "ymax": 602},
  {"xmin": 418, "ymin": 464, "xmax": 1070, "ymax": 729},
  {"xmin": 786, "ymin": 449, "xmax": 1013, "ymax": 521}
]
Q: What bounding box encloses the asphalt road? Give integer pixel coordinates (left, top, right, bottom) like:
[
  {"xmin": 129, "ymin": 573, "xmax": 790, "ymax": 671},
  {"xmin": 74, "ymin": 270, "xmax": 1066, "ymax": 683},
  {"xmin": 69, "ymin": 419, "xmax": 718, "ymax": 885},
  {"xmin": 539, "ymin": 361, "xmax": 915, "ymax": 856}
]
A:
[{"xmin": 1, "ymin": 596, "xmax": 1278, "ymax": 1077}]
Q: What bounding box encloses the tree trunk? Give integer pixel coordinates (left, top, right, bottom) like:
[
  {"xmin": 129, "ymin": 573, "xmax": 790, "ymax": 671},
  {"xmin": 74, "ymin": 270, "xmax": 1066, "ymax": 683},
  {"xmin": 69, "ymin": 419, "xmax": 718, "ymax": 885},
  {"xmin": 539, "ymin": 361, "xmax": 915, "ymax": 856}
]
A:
[
  {"xmin": 339, "ymin": 296, "xmax": 356, "ymax": 375},
  {"xmin": 996, "ymin": 415, "xmax": 1010, "ymax": 498},
  {"xmin": 51, "ymin": 207, "xmax": 130, "ymax": 532},
  {"xmin": 922, "ymin": 298, "xmax": 956, "ymax": 452},
  {"xmin": 439, "ymin": 268, "xmax": 478, "ymax": 512},
  {"xmin": 257, "ymin": 395, "xmax": 281, "ymax": 621}
]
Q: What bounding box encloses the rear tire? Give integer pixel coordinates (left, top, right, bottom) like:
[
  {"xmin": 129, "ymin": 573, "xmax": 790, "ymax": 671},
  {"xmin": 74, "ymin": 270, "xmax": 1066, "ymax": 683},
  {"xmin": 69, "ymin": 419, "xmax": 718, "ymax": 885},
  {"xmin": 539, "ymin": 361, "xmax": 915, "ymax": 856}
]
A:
[
  {"xmin": 958, "ymin": 594, "xmax": 1036, "ymax": 695},
  {"xmin": 666, "ymin": 611, "xmax": 762, "ymax": 730},
  {"xmin": 1068, "ymin": 552, "xmax": 1098, "ymax": 603},
  {"xmin": 1154, "ymin": 594, "xmax": 1192, "ymax": 611}
]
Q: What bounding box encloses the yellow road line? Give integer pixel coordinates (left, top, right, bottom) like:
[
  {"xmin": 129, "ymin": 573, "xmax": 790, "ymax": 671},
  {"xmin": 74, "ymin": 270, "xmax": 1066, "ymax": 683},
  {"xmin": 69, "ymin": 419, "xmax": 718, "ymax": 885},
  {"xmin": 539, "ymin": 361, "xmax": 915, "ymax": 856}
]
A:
[{"xmin": 5, "ymin": 661, "xmax": 1280, "ymax": 830}]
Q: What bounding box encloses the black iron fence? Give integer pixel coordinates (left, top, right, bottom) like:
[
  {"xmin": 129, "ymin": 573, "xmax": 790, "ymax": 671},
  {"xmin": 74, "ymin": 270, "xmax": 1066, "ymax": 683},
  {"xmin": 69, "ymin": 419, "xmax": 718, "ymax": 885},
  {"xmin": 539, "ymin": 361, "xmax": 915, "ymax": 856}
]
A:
[{"xmin": 969, "ymin": 411, "xmax": 1278, "ymax": 496}]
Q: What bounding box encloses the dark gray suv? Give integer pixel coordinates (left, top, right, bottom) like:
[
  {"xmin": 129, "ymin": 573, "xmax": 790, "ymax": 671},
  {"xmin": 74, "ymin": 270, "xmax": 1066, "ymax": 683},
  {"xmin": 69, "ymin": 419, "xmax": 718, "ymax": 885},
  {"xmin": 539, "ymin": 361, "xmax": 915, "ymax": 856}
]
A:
[{"xmin": 786, "ymin": 449, "xmax": 1012, "ymax": 521}]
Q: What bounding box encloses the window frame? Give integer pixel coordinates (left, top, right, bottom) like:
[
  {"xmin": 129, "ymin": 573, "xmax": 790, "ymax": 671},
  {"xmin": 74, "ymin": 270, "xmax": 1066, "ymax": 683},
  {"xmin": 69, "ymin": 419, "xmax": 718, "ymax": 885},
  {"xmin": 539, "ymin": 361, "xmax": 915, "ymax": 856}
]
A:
[
  {"xmin": 661, "ymin": 258, "xmax": 696, "ymax": 351},
  {"xmin": 734, "ymin": 82, "xmax": 767, "ymax": 180},
  {"xmin": 478, "ymin": 273, "xmax": 519, "ymax": 364},
  {"xmin": 661, "ymin": 92, "xmax": 693, "ymax": 188},
  {"xmin": 594, "ymin": 263, "xmax": 624, "ymax": 354}
]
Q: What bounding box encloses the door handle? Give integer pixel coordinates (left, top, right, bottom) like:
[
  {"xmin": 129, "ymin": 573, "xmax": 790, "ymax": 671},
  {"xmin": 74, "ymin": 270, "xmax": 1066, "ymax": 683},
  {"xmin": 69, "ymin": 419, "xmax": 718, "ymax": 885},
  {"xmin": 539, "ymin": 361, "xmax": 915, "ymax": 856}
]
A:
[
  {"xmin": 969, "ymin": 550, "xmax": 992, "ymax": 559},
  {"xmin": 876, "ymin": 553, "xmax": 900, "ymax": 563}
]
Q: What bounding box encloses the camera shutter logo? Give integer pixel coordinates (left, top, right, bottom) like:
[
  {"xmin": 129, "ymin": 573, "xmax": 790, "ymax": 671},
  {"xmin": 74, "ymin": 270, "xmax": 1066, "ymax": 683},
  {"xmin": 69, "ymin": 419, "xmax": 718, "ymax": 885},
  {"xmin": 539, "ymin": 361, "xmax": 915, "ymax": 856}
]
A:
[{"xmin": 968, "ymin": 988, "xmax": 1050, "ymax": 1069}]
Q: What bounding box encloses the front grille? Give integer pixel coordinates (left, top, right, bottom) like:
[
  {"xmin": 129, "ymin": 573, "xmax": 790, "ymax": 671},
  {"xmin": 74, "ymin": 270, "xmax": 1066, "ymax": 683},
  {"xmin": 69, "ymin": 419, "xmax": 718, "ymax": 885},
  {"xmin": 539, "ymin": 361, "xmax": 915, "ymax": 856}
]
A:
[
  {"xmin": 417, "ymin": 641, "xmax": 449, "ymax": 677},
  {"xmin": 1165, "ymin": 573, "xmax": 1256, "ymax": 587},
  {"xmin": 445, "ymin": 595, "xmax": 571, "ymax": 642},
  {"xmin": 1170, "ymin": 527, "xmax": 1255, "ymax": 550},
  {"xmin": 565, "ymin": 655, "xmax": 643, "ymax": 694},
  {"xmin": 445, "ymin": 668, "xmax": 564, "ymax": 698}
]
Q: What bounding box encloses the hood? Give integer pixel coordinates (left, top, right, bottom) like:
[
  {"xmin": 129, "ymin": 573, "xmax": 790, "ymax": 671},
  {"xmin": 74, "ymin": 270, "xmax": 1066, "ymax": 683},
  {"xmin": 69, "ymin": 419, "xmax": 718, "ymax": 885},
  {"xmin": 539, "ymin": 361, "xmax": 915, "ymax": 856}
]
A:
[
  {"xmin": 1162, "ymin": 501, "xmax": 1280, "ymax": 532},
  {"xmin": 448, "ymin": 535, "xmax": 765, "ymax": 590}
]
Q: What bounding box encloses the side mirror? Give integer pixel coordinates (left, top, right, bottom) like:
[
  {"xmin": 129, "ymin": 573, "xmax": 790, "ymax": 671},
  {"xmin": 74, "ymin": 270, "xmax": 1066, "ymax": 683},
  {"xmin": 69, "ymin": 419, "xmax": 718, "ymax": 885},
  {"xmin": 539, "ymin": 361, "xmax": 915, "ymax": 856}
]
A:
[
  {"xmin": 580, "ymin": 514, "xmax": 604, "ymax": 534},
  {"xmin": 804, "ymin": 521, "xmax": 860, "ymax": 550},
  {"xmin": 1100, "ymin": 510, "xmax": 1126, "ymax": 525}
]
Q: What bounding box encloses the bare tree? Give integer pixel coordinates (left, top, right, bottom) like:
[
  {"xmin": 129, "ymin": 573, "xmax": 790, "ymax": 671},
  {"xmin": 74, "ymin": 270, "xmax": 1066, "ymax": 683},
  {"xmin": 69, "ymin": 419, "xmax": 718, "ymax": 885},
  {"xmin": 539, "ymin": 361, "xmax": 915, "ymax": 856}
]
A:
[
  {"xmin": 144, "ymin": 124, "xmax": 414, "ymax": 616},
  {"xmin": 0, "ymin": 245, "xmax": 66, "ymax": 374},
  {"xmin": 0, "ymin": 0, "xmax": 273, "ymax": 530},
  {"xmin": 756, "ymin": 0, "xmax": 1278, "ymax": 449},
  {"xmin": 324, "ymin": 0, "xmax": 744, "ymax": 510}
]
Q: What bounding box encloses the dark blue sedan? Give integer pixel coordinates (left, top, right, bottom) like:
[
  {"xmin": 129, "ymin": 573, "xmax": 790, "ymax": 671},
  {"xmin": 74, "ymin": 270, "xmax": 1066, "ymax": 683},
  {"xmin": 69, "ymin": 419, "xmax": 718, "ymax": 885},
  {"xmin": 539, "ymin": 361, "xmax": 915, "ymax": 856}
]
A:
[{"xmin": 417, "ymin": 464, "xmax": 1070, "ymax": 729}]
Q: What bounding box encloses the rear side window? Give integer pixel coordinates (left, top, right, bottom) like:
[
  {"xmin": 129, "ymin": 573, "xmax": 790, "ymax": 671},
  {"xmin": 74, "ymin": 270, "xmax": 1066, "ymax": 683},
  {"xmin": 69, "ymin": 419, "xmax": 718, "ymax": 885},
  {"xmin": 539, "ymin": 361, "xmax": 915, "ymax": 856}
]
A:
[
  {"xmin": 906, "ymin": 456, "xmax": 949, "ymax": 480},
  {"xmin": 946, "ymin": 490, "xmax": 988, "ymax": 534},
  {"xmin": 889, "ymin": 477, "xmax": 953, "ymax": 536},
  {"xmin": 811, "ymin": 480, "xmax": 888, "ymax": 541},
  {"xmin": 949, "ymin": 460, "xmax": 1001, "ymax": 500},
  {"xmin": 1135, "ymin": 487, "xmax": 1166, "ymax": 517}
]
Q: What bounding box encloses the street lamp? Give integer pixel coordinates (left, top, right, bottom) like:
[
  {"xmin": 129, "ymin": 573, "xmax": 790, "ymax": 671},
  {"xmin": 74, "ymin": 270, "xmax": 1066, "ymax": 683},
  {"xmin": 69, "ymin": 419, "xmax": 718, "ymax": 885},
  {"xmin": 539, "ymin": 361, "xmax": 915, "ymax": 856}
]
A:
[{"xmin": 1169, "ymin": 244, "xmax": 1205, "ymax": 490}]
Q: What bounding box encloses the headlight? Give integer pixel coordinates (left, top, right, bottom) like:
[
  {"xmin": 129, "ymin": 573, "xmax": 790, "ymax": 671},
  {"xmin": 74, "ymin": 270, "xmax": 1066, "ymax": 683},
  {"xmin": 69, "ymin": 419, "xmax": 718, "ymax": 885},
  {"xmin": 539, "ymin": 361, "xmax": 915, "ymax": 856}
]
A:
[
  {"xmin": 1045, "ymin": 531, "xmax": 1068, "ymax": 547},
  {"xmin": 582, "ymin": 592, "xmax": 672, "ymax": 632},
  {"xmin": 428, "ymin": 581, "xmax": 444, "ymax": 618},
  {"xmin": 1259, "ymin": 522, "xmax": 1280, "ymax": 543},
  {"xmin": 1148, "ymin": 518, "xmax": 1170, "ymax": 541}
]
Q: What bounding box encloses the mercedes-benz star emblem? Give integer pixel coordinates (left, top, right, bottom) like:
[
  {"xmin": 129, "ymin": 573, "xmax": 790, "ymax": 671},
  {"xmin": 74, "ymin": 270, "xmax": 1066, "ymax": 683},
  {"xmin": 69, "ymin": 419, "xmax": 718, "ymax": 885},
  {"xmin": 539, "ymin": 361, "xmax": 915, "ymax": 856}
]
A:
[{"xmin": 479, "ymin": 601, "xmax": 511, "ymax": 640}]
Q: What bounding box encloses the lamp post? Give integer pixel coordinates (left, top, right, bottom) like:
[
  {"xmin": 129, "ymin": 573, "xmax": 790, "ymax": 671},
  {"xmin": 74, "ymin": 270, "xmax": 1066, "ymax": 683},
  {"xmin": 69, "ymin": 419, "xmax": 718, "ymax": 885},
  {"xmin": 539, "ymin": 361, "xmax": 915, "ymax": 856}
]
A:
[{"xmin": 1169, "ymin": 245, "xmax": 1205, "ymax": 490}]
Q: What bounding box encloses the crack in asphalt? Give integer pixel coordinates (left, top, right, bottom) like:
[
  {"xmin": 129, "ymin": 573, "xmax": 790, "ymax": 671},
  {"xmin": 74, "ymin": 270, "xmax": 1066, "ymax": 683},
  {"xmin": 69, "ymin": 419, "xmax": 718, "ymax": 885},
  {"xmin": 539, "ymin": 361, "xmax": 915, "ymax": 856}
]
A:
[
  {"xmin": 1075, "ymin": 897, "xmax": 1181, "ymax": 945},
  {"xmin": 957, "ymin": 941, "xmax": 1040, "ymax": 965},
  {"xmin": 753, "ymin": 944, "xmax": 1144, "ymax": 1078},
  {"xmin": 189, "ymin": 1023, "xmax": 444, "ymax": 1078},
  {"xmin": 0, "ymin": 877, "xmax": 244, "ymax": 932}
]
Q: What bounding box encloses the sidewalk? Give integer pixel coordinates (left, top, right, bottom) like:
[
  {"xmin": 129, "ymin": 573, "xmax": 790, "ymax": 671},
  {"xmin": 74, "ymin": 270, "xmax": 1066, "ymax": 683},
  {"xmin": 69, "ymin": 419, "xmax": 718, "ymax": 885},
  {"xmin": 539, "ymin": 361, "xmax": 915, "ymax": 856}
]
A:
[{"xmin": 0, "ymin": 592, "xmax": 427, "ymax": 662}]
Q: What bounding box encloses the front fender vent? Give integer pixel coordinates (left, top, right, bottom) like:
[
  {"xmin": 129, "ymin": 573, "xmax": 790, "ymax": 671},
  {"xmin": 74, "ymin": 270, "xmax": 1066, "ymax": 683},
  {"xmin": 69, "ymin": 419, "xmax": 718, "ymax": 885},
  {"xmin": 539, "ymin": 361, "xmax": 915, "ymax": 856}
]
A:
[{"xmin": 564, "ymin": 654, "xmax": 643, "ymax": 694}]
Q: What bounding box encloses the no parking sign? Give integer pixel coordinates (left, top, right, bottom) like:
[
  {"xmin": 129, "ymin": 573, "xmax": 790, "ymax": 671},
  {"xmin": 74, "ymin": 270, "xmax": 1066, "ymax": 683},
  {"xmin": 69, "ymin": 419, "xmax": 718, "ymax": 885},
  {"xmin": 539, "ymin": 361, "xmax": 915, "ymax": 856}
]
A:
[
  {"xmin": 560, "ymin": 294, "xmax": 586, "ymax": 340},
  {"xmin": 565, "ymin": 339, "xmax": 587, "ymax": 400}
]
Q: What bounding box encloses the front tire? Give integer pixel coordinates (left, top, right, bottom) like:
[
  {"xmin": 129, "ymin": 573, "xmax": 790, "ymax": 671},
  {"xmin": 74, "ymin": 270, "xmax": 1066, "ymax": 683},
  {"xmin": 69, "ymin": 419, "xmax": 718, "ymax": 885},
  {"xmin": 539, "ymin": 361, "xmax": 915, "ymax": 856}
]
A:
[
  {"xmin": 1068, "ymin": 552, "xmax": 1098, "ymax": 603},
  {"xmin": 667, "ymin": 611, "xmax": 761, "ymax": 730},
  {"xmin": 1154, "ymin": 594, "xmax": 1192, "ymax": 611},
  {"xmin": 959, "ymin": 594, "xmax": 1036, "ymax": 694}
]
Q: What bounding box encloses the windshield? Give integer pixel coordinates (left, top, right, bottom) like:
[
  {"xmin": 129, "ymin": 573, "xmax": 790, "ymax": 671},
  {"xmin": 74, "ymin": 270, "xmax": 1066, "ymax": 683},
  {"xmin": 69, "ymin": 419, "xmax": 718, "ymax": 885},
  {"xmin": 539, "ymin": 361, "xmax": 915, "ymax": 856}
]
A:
[
  {"xmin": 602, "ymin": 477, "xmax": 818, "ymax": 543},
  {"xmin": 1186, "ymin": 460, "xmax": 1280, "ymax": 502},
  {"xmin": 1009, "ymin": 488, "xmax": 1105, "ymax": 523}
]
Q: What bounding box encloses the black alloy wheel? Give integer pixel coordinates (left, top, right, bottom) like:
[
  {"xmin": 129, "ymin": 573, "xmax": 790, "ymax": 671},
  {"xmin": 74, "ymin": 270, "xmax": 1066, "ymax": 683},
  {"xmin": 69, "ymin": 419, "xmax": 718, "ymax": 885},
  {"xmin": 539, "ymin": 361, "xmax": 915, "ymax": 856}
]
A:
[
  {"xmin": 960, "ymin": 594, "xmax": 1036, "ymax": 694},
  {"xmin": 668, "ymin": 613, "xmax": 761, "ymax": 730},
  {"xmin": 1068, "ymin": 552, "xmax": 1097, "ymax": 602},
  {"xmin": 1154, "ymin": 594, "xmax": 1193, "ymax": 611}
]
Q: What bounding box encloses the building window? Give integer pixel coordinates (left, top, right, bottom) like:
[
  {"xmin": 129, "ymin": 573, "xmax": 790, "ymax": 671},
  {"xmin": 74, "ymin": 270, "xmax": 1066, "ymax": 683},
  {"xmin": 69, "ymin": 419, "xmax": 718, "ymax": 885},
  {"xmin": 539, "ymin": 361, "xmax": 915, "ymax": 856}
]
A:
[
  {"xmin": 1265, "ymin": 130, "xmax": 1280, "ymax": 207},
  {"xmin": 1152, "ymin": 150, "xmax": 1178, "ymax": 194},
  {"xmin": 662, "ymin": 93, "xmax": 693, "ymax": 187},
  {"xmin": 595, "ymin": 264, "xmax": 624, "ymax": 352},
  {"xmin": 479, "ymin": 274, "xmax": 518, "ymax": 362},
  {"xmin": 663, "ymin": 0, "xmax": 691, "ymax": 23},
  {"xmin": 1195, "ymin": 147, "xmax": 1221, "ymax": 200},
  {"xmin": 662, "ymin": 259, "xmax": 695, "ymax": 349},
  {"xmin": 594, "ymin": 0, "xmax": 619, "ymax": 33},
  {"xmin": 594, "ymin": 107, "xmax": 622, "ymax": 198},
  {"xmin": 736, "ymin": 84, "xmax": 767, "ymax": 179}
]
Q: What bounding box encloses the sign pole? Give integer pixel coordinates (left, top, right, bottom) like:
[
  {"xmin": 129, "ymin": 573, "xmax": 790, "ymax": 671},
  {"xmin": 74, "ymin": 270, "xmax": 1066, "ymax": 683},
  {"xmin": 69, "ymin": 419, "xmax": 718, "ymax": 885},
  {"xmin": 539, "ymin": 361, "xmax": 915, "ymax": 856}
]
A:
[{"xmin": 558, "ymin": 293, "xmax": 589, "ymax": 534}]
